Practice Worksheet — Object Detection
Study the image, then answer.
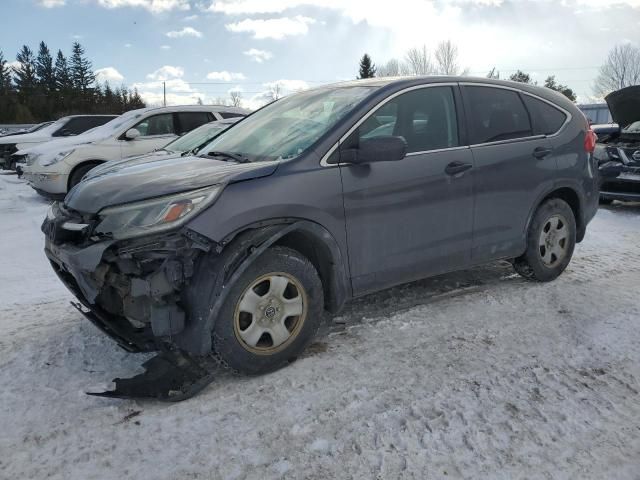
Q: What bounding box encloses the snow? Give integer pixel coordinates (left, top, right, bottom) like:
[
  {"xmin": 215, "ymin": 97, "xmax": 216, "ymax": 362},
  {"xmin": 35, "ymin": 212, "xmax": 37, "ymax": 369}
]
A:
[{"xmin": 1, "ymin": 172, "xmax": 640, "ymax": 479}]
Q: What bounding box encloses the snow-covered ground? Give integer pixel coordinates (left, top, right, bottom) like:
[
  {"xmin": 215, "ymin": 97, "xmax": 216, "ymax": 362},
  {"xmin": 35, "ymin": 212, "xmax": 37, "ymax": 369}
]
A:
[{"xmin": 1, "ymin": 172, "xmax": 639, "ymax": 480}]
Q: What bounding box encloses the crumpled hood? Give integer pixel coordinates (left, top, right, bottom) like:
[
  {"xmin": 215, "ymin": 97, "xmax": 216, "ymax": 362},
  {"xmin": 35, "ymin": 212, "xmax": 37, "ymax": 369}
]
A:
[
  {"xmin": 605, "ymin": 85, "xmax": 640, "ymax": 128},
  {"xmin": 64, "ymin": 155, "xmax": 279, "ymax": 213}
]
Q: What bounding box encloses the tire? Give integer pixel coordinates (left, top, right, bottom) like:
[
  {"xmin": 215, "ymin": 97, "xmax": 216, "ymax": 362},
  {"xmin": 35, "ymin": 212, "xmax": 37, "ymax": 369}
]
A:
[
  {"xmin": 513, "ymin": 198, "xmax": 576, "ymax": 282},
  {"xmin": 212, "ymin": 246, "xmax": 324, "ymax": 375},
  {"xmin": 599, "ymin": 196, "xmax": 613, "ymax": 205},
  {"xmin": 68, "ymin": 162, "xmax": 101, "ymax": 190}
]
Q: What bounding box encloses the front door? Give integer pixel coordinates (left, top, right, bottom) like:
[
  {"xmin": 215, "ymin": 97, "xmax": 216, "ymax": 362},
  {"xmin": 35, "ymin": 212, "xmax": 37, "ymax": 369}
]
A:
[
  {"xmin": 339, "ymin": 85, "xmax": 475, "ymax": 295},
  {"xmin": 121, "ymin": 112, "xmax": 178, "ymax": 159}
]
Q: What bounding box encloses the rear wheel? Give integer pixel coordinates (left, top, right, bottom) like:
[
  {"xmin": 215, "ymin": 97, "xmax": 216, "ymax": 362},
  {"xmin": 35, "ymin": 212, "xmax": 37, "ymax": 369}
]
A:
[
  {"xmin": 213, "ymin": 246, "xmax": 324, "ymax": 374},
  {"xmin": 513, "ymin": 198, "xmax": 576, "ymax": 282}
]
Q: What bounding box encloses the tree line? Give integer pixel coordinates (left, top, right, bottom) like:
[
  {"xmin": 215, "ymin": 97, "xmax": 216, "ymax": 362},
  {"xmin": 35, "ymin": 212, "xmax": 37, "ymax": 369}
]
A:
[
  {"xmin": 0, "ymin": 41, "xmax": 145, "ymax": 124},
  {"xmin": 358, "ymin": 42, "xmax": 640, "ymax": 102}
]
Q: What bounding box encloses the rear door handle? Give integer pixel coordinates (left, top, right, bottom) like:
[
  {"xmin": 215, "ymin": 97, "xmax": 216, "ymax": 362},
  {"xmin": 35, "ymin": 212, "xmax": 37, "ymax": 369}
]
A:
[
  {"xmin": 445, "ymin": 161, "xmax": 473, "ymax": 176},
  {"xmin": 532, "ymin": 147, "xmax": 553, "ymax": 159}
]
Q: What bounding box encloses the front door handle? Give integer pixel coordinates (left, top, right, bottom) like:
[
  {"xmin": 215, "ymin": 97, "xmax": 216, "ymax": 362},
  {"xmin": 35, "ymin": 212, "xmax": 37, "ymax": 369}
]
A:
[
  {"xmin": 445, "ymin": 161, "xmax": 473, "ymax": 176},
  {"xmin": 532, "ymin": 147, "xmax": 553, "ymax": 159}
]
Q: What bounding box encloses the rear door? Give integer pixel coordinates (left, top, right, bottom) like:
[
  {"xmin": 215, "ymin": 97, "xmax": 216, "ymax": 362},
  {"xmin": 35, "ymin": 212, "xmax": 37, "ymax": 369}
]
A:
[
  {"xmin": 461, "ymin": 84, "xmax": 558, "ymax": 262},
  {"xmin": 120, "ymin": 112, "xmax": 178, "ymax": 158},
  {"xmin": 339, "ymin": 84, "xmax": 475, "ymax": 295}
]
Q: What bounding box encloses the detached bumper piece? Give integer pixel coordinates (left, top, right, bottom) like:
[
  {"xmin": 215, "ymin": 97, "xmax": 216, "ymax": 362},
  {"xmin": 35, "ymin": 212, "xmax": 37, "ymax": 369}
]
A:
[{"xmin": 87, "ymin": 349, "xmax": 218, "ymax": 402}]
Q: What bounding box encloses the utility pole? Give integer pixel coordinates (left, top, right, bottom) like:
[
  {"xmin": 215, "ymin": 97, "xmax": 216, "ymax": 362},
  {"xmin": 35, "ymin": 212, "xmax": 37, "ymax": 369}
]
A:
[{"xmin": 163, "ymin": 81, "xmax": 166, "ymax": 107}]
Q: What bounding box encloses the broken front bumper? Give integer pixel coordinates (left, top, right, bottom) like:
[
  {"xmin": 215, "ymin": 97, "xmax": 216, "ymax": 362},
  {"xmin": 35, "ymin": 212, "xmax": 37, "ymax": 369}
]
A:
[{"xmin": 42, "ymin": 207, "xmax": 211, "ymax": 354}]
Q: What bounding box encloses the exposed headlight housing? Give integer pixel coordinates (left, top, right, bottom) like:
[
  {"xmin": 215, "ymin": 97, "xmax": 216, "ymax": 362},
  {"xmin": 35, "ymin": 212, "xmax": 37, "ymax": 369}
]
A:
[
  {"xmin": 40, "ymin": 149, "xmax": 75, "ymax": 167},
  {"xmin": 94, "ymin": 185, "xmax": 222, "ymax": 240}
]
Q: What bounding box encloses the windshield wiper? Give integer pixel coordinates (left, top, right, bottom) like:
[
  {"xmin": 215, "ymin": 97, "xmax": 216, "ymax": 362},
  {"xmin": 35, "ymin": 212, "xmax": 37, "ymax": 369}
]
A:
[{"xmin": 207, "ymin": 151, "xmax": 251, "ymax": 163}]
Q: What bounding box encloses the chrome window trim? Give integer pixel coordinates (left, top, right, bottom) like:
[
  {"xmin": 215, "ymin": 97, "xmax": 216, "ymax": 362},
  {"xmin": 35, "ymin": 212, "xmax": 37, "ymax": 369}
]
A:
[
  {"xmin": 459, "ymin": 82, "xmax": 573, "ymax": 145},
  {"xmin": 320, "ymin": 82, "xmax": 459, "ymax": 167}
]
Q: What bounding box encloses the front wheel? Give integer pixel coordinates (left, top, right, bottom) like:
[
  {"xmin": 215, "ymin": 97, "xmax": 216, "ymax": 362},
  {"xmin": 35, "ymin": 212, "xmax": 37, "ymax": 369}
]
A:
[
  {"xmin": 213, "ymin": 246, "xmax": 324, "ymax": 374},
  {"xmin": 513, "ymin": 198, "xmax": 576, "ymax": 282}
]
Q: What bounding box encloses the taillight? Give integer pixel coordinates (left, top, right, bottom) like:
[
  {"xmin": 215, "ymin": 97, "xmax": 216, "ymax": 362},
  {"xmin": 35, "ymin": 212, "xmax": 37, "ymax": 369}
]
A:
[{"xmin": 584, "ymin": 129, "xmax": 597, "ymax": 153}]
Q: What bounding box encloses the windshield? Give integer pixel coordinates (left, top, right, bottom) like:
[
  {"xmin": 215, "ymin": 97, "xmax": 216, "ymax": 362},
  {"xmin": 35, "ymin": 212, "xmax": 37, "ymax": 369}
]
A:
[
  {"xmin": 622, "ymin": 121, "xmax": 640, "ymax": 134},
  {"xmin": 199, "ymin": 86, "xmax": 376, "ymax": 162},
  {"xmin": 164, "ymin": 121, "xmax": 232, "ymax": 153},
  {"xmin": 84, "ymin": 109, "xmax": 146, "ymax": 137}
]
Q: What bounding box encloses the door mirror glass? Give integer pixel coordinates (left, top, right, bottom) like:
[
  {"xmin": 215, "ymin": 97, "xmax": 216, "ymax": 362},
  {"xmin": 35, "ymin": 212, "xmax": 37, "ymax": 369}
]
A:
[
  {"xmin": 60, "ymin": 128, "xmax": 73, "ymax": 136},
  {"xmin": 347, "ymin": 135, "xmax": 407, "ymax": 164},
  {"xmin": 125, "ymin": 128, "xmax": 141, "ymax": 140}
]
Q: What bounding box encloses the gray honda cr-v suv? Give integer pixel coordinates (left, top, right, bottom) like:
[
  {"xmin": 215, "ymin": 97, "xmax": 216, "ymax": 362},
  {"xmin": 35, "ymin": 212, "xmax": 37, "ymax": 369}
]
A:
[{"xmin": 42, "ymin": 77, "xmax": 599, "ymax": 399}]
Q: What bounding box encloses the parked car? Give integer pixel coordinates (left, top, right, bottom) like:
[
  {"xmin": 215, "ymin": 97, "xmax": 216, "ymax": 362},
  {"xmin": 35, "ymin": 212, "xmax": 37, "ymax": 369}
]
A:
[
  {"xmin": 20, "ymin": 105, "xmax": 247, "ymax": 198},
  {"xmin": 594, "ymin": 85, "xmax": 640, "ymax": 204},
  {"xmin": 83, "ymin": 117, "xmax": 241, "ymax": 179},
  {"xmin": 0, "ymin": 121, "xmax": 54, "ymax": 137},
  {"xmin": 42, "ymin": 77, "xmax": 598, "ymax": 399},
  {"xmin": 0, "ymin": 115, "xmax": 116, "ymax": 170},
  {"xmin": 592, "ymin": 123, "xmax": 619, "ymax": 140}
]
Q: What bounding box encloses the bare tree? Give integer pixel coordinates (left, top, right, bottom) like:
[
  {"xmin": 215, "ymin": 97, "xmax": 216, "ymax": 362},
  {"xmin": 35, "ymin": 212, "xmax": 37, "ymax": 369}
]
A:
[
  {"xmin": 377, "ymin": 58, "xmax": 401, "ymax": 77},
  {"xmin": 594, "ymin": 43, "xmax": 640, "ymax": 96},
  {"xmin": 434, "ymin": 40, "xmax": 463, "ymax": 75},
  {"xmin": 268, "ymin": 82, "xmax": 282, "ymax": 101},
  {"xmin": 212, "ymin": 96, "xmax": 228, "ymax": 106},
  {"xmin": 404, "ymin": 45, "xmax": 434, "ymax": 76},
  {"xmin": 487, "ymin": 67, "xmax": 500, "ymax": 79},
  {"xmin": 229, "ymin": 90, "xmax": 242, "ymax": 107}
]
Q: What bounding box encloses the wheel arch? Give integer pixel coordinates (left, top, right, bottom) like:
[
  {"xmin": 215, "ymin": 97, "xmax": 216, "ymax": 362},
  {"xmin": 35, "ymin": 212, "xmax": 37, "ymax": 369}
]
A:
[
  {"xmin": 67, "ymin": 159, "xmax": 105, "ymax": 190},
  {"xmin": 175, "ymin": 219, "xmax": 351, "ymax": 355},
  {"xmin": 527, "ymin": 185, "xmax": 585, "ymax": 244}
]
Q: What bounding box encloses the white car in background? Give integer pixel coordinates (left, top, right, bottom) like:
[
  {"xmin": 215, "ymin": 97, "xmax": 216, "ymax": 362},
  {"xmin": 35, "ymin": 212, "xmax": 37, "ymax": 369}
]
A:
[
  {"xmin": 0, "ymin": 115, "xmax": 116, "ymax": 170},
  {"xmin": 19, "ymin": 105, "xmax": 247, "ymax": 198},
  {"xmin": 85, "ymin": 117, "xmax": 241, "ymax": 178}
]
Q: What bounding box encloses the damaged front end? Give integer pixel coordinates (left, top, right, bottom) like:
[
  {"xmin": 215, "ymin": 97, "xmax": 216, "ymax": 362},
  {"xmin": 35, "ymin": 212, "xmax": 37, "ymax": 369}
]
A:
[{"xmin": 43, "ymin": 201, "xmax": 220, "ymax": 400}]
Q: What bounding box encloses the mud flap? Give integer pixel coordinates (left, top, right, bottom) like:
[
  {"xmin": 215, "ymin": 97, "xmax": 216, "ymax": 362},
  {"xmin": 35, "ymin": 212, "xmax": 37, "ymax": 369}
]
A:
[{"xmin": 87, "ymin": 350, "xmax": 217, "ymax": 402}]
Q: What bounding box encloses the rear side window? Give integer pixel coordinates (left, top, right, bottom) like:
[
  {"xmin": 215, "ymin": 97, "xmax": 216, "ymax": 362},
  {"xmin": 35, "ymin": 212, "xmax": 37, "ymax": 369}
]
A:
[
  {"xmin": 219, "ymin": 112, "xmax": 245, "ymax": 119},
  {"xmin": 176, "ymin": 112, "xmax": 213, "ymax": 134},
  {"xmin": 465, "ymin": 86, "xmax": 532, "ymax": 144},
  {"xmin": 522, "ymin": 96, "xmax": 567, "ymax": 135},
  {"xmin": 133, "ymin": 113, "xmax": 175, "ymax": 136},
  {"xmin": 357, "ymin": 86, "xmax": 459, "ymax": 153}
]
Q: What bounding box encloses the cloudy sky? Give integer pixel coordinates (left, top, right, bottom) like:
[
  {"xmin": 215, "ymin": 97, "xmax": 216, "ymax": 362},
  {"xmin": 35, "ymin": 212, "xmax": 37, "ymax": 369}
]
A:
[{"xmin": 3, "ymin": 0, "xmax": 640, "ymax": 107}]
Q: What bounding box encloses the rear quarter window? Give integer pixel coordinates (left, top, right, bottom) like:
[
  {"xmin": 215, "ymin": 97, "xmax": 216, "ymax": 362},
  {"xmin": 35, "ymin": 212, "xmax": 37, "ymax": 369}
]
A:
[{"xmin": 522, "ymin": 96, "xmax": 567, "ymax": 135}]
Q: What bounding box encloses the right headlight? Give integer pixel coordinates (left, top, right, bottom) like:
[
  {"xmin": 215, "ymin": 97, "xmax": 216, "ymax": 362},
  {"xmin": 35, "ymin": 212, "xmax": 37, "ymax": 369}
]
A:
[
  {"xmin": 94, "ymin": 185, "xmax": 222, "ymax": 240},
  {"xmin": 39, "ymin": 149, "xmax": 76, "ymax": 167}
]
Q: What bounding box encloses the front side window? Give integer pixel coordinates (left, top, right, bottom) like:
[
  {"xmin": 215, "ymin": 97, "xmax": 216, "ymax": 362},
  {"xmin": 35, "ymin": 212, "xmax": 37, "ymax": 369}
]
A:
[
  {"xmin": 200, "ymin": 86, "xmax": 376, "ymax": 162},
  {"xmin": 133, "ymin": 113, "xmax": 175, "ymax": 137},
  {"xmin": 357, "ymin": 86, "xmax": 459, "ymax": 153},
  {"xmin": 523, "ymin": 95, "xmax": 567, "ymax": 135},
  {"xmin": 465, "ymin": 86, "xmax": 532, "ymax": 144}
]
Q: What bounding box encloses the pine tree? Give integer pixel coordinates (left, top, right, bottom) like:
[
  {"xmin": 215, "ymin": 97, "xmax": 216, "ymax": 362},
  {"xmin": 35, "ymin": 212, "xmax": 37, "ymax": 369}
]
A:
[
  {"xmin": 0, "ymin": 50, "xmax": 14, "ymax": 94},
  {"xmin": 129, "ymin": 88, "xmax": 145, "ymax": 109},
  {"xmin": 54, "ymin": 50, "xmax": 72, "ymax": 91},
  {"xmin": 544, "ymin": 76, "xmax": 577, "ymax": 102},
  {"xmin": 70, "ymin": 42, "xmax": 95, "ymax": 94},
  {"xmin": 509, "ymin": 70, "xmax": 534, "ymax": 84},
  {"xmin": 358, "ymin": 54, "xmax": 376, "ymax": 79},
  {"xmin": 36, "ymin": 41, "xmax": 55, "ymax": 92},
  {"xmin": 14, "ymin": 45, "xmax": 37, "ymax": 97}
]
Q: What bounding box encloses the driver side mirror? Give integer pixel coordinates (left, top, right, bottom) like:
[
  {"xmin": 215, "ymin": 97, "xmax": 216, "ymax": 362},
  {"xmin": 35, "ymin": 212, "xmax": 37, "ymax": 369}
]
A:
[
  {"xmin": 341, "ymin": 135, "xmax": 407, "ymax": 164},
  {"xmin": 125, "ymin": 128, "xmax": 141, "ymax": 140},
  {"xmin": 60, "ymin": 129, "xmax": 73, "ymax": 137}
]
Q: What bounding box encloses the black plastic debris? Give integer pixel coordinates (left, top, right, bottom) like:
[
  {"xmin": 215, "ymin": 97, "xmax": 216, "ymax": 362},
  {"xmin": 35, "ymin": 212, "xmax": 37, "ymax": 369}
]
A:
[{"xmin": 87, "ymin": 350, "xmax": 216, "ymax": 402}]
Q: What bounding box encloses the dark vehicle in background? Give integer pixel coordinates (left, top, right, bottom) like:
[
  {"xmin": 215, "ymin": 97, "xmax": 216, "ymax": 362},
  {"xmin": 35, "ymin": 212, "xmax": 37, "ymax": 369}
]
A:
[
  {"xmin": 592, "ymin": 123, "xmax": 619, "ymax": 140},
  {"xmin": 594, "ymin": 86, "xmax": 640, "ymax": 204},
  {"xmin": 42, "ymin": 77, "xmax": 598, "ymax": 399},
  {"xmin": 0, "ymin": 121, "xmax": 54, "ymax": 137},
  {"xmin": 0, "ymin": 115, "xmax": 116, "ymax": 170}
]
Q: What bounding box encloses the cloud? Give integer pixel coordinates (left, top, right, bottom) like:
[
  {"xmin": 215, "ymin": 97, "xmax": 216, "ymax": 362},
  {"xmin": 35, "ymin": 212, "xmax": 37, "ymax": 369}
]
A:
[
  {"xmin": 245, "ymin": 78, "xmax": 309, "ymax": 109},
  {"xmin": 95, "ymin": 67, "xmax": 125, "ymax": 84},
  {"xmin": 226, "ymin": 15, "xmax": 315, "ymax": 39},
  {"xmin": 166, "ymin": 26, "xmax": 203, "ymax": 38},
  {"xmin": 206, "ymin": 71, "xmax": 247, "ymax": 81},
  {"xmin": 96, "ymin": 0, "xmax": 190, "ymax": 13},
  {"xmin": 146, "ymin": 65, "xmax": 184, "ymax": 80},
  {"xmin": 243, "ymin": 48, "xmax": 273, "ymax": 63},
  {"xmin": 8, "ymin": 61, "xmax": 23, "ymax": 72},
  {"xmin": 124, "ymin": 43, "xmax": 132, "ymax": 47},
  {"xmin": 161, "ymin": 45, "xmax": 171, "ymax": 49},
  {"xmin": 183, "ymin": 14, "xmax": 199, "ymax": 21},
  {"xmin": 38, "ymin": 0, "xmax": 65, "ymax": 7}
]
